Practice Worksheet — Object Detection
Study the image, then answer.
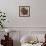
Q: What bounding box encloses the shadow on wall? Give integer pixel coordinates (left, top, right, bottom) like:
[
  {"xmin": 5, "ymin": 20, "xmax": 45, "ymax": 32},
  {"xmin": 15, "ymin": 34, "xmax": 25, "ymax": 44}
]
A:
[{"xmin": 13, "ymin": 40, "xmax": 21, "ymax": 46}]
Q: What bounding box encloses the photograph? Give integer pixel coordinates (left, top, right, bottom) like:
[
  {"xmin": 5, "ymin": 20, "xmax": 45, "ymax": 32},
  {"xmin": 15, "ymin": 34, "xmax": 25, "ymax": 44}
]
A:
[{"xmin": 19, "ymin": 6, "xmax": 30, "ymax": 17}]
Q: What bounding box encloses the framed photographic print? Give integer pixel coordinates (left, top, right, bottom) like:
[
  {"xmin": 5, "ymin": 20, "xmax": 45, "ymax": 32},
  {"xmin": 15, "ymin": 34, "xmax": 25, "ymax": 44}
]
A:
[{"xmin": 19, "ymin": 6, "xmax": 30, "ymax": 17}]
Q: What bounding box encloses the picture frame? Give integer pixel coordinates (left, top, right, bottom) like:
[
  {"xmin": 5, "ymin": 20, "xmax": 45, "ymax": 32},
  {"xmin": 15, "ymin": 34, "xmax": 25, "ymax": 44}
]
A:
[{"xmin": 19, "ymin": 6, "xmax": 30, "ymax": 17}]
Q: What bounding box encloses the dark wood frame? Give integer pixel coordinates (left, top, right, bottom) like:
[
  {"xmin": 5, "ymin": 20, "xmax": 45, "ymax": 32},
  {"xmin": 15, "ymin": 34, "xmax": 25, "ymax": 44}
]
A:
[{"xmin": 19, "ymin": 6, "xmax": 30, "ymax": 17}]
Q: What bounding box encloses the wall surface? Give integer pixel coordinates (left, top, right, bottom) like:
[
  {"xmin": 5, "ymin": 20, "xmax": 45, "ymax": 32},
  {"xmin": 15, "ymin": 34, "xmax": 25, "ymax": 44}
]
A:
[{"xmin": 0, "ymin": 0, "xmax": 46, "ymax": 27}]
